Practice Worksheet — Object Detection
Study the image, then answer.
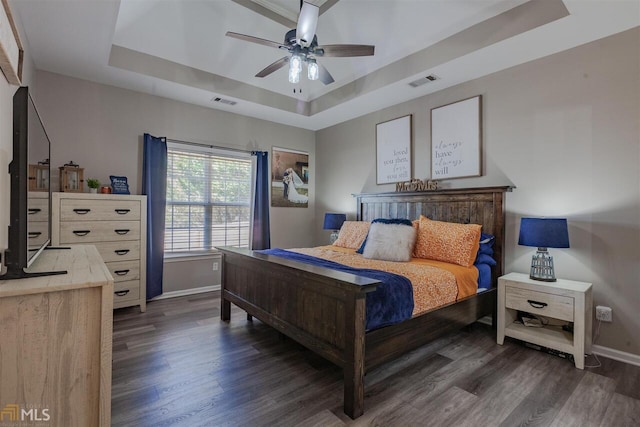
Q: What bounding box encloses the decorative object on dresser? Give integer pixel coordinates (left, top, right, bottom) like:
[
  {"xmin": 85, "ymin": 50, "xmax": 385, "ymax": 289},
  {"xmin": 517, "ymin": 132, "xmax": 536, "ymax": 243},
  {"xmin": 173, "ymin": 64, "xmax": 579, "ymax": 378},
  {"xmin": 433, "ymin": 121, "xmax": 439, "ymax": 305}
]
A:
[
  {"xmin": 376, "ymin": 114, "xmax": 412, "ymax": 184},
  {"xmin": 100, "ymin": 185, "xmax": 112, "ymax": 194},
  {"xmin": 86, "ymin": 178, "xmax": 100, "ymax": 193},
  {"xmin": 518, "ymin": 217, "xmax": 570, "ymax": 282},
  {"xmin": 497, "ymin": 272, "xmax": 592, "ymax": 369},
  {"xmin": 59, "ymin": 160, "xmax": 84, "ymax": 192},
  {"xmin": 323, "ymin": 213, "xmax": 346, "ymax": 244},
  {"xmin": 51, "ymin": 192, "xmax": 147, "ymax": 312},
  {"xmin": 110, "ymin": 175, "xmax": 130, "ymax": 194},
  {"xmin": 28, "ymin": 158, "xmax": 50, "ymax": 191},
  {"xmin": 0, "ymin": 245, "xmax": 113, "ymax": 426},
  {"xmin": 431, "ymin": 95, "xmax": 482, "ymax": 179}
]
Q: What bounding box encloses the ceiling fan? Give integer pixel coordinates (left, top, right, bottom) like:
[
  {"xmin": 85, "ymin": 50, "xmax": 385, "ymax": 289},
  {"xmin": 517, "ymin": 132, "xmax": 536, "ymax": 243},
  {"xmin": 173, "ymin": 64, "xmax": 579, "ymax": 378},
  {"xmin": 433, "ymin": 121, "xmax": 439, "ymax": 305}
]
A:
[{"xmin": 226, "ymin": 1, "xmax": 375, "ymax": 85}]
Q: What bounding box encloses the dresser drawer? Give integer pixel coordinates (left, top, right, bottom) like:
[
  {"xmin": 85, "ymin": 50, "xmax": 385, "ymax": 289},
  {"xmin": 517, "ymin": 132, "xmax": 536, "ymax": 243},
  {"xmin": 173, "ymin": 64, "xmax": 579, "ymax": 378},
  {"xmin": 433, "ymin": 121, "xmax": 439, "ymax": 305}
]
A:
[
  {"xmin": 505, "ymin": 286, "xmax": 574, "ymax": 322},
  {"xmin": 60, "ymin": 221, "xmax": 140, "ymax": 244},
  {"xmin": 106, "ymin": 260, "xmax": 140, "ymax": 283},
  {"xmin": 28, "ymin": 196, "xmax": 49, "ymax": 222},
  {"xmin": 60, "ymin": 199, "xmax": 141, "ymax": 222},
  {"xmin": 94, "ymin": 241, "xmax": 140, "ymax": 263},
  {"xmin": 27, "ymin": 221, "xmax": 49, "ymax": 246},
  {"xmin": 113, "ymin": 280, "xmax": 140, "ymax": 303}
]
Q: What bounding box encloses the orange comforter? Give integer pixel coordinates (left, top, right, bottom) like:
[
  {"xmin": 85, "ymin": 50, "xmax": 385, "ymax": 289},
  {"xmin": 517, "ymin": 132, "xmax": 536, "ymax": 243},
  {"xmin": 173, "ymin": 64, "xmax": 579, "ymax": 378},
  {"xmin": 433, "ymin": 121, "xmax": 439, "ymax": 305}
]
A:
[{"xmin": 290, "ymin": 246, "xmax": 478, "ymax": 317}]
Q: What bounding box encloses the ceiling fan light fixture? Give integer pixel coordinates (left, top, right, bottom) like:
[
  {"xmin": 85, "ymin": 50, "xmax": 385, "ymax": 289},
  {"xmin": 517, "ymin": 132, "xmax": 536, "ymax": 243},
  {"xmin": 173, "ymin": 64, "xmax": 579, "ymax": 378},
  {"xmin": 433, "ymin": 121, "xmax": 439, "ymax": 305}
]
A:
[
  {"xmin": 307, "ymin": 59, "xmax": 319, "ymax": 81},
  {"xmin": 289, "ymin": 53, "xmax": 303, "ymax": 83}
]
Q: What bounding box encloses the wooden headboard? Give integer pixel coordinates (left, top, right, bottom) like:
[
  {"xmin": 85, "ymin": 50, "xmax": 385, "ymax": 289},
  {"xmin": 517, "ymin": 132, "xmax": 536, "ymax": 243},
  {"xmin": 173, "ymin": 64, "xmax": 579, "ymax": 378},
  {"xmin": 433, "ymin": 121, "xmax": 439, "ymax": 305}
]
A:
[{"xmin": 354, "ymin": 186, "xmax": 512, "ymax": 286}]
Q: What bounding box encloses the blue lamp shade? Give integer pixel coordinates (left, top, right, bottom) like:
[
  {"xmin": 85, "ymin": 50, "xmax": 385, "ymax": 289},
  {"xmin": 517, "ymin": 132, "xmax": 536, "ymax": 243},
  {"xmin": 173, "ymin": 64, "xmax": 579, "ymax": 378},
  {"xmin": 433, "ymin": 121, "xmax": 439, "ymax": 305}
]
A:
[
  {"xmin": 323, "ymin": 213, "xmax": 346, "ymax": 244},
  {"xmin": 323, "ymin": 213, "xmax": 346, "ymax": 231},
  {"xmin": 518, "ymin": 218, "xmax": 570, "ymax": 249}
]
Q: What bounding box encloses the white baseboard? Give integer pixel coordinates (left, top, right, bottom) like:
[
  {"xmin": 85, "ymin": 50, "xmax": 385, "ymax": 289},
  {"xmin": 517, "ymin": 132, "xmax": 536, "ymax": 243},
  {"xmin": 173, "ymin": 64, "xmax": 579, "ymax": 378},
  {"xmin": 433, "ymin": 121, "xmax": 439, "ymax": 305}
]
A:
[
  {"xmin": 592, "ymin": 344, "xmax": 640, "ymax": 367},
  {"xmin": 152, "ymin": 285, "xmax": 220, "ymax": 301}
]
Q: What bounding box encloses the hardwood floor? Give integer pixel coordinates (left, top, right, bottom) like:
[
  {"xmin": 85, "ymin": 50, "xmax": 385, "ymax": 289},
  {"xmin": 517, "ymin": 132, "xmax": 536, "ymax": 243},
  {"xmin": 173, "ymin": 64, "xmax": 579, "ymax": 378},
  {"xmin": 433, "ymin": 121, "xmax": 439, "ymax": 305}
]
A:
[{"xmin": 111, "ymin": 292, "xmax": 640, "ymax": 426}]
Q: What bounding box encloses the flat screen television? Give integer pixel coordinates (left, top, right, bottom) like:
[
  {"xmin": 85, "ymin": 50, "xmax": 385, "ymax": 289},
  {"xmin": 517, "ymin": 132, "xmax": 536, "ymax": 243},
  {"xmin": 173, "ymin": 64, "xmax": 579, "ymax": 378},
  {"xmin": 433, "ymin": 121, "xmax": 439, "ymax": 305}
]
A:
[{"xmin": 1, "ymin": 87, "xmax": 65, "ymax": 280}]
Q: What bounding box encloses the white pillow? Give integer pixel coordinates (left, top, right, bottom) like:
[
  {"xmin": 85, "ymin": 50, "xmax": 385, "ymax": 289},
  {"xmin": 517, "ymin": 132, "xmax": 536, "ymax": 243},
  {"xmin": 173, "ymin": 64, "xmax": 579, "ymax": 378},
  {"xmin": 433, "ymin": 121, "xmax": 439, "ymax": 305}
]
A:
[{"xmin": 362, "ymin": 223, "xmax": 417, "ymax": 262}]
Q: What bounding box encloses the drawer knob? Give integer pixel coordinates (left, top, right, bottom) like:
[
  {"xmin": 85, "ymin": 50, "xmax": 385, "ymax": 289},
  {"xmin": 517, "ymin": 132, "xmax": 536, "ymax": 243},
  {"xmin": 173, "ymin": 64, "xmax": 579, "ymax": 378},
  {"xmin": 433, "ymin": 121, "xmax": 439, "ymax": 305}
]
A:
[
  {"xmin": 114, "ymin": 269, "xmax": 130, "ymax": 276},
  {"xmin": 115, "ymin": 209, "xmax": 131, "ymax": 215},
  {"xmin": 115, "ymin": 290, "xmax": 130, "ymax": 296},
  {"xmin": 73, "ymin": 230, "xmax": 91, "ymax": 236},
  {"xmin": 527, "ymin": 300, "xmax": 548, "ymax": 309},
  {"xmin": 114, "ymin": 229, "xmax": 130, "ymax": 235},
  {"xmin": 114, "ymin": 249, "xmax": 130, "ymax": 256},
  {"xmin": 73, "ymin": 208, "xmax": 91, "ymax": 215},
  {"xmin": 28, "ymin": 208, "xmax": 41, "ymax": 215},
  {"xmin": 28, "ymin": 232, "xmax": 42, "ymax": 238}
]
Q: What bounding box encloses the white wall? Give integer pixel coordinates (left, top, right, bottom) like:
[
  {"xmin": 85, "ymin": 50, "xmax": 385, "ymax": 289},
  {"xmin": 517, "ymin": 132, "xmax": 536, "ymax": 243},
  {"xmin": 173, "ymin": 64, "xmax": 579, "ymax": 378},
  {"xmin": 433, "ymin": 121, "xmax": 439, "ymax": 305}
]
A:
[{"xmin": 315, "ymin": 28, "xmax": 640, "ymax": 356}]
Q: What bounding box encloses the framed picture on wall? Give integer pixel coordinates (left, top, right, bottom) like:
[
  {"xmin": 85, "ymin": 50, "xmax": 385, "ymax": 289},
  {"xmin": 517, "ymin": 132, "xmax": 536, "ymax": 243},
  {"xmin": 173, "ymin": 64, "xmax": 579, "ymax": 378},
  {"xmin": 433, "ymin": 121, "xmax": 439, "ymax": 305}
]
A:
[
  {"xmin": 376, "ymin": 115, "xmax": 412, "ymax": 184},
  {"xmin": 271, "ymin": 147, "xmax": 309, "ymax": 208},
  {"xmin": 431, "ymin": 95, "xmax": 482, "ymax": 179}
]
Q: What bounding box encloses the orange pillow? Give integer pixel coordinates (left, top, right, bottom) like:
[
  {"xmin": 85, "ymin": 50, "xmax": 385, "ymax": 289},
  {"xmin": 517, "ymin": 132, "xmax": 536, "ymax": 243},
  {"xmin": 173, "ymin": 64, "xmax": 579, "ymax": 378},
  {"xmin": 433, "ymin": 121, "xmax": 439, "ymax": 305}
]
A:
[
  {"xmin": 333, "ymin": 221, "xmax": 370, "ymax": 249},
  {"xmin": 413, "ymin": 216, "xmax": 481, "ymax": 267}
]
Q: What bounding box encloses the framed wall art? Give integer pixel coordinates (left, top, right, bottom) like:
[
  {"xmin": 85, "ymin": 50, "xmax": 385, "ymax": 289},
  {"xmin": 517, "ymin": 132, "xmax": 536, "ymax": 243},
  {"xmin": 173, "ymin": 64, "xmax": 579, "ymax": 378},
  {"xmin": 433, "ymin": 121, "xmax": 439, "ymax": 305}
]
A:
[
  {"xmin": 431, "ymin": 95, "xmax": 482, "ymax": 179},
  {"xmin": 0, "ymin": 0, "xmax": 23, "ymax": 85},
  {"xmin": 271, "ymin": 147, "xmax": 309, "ymax": 208},
  {"xmin": 376, "ymin": 114, "xmax": 412, "ymax": 185}
]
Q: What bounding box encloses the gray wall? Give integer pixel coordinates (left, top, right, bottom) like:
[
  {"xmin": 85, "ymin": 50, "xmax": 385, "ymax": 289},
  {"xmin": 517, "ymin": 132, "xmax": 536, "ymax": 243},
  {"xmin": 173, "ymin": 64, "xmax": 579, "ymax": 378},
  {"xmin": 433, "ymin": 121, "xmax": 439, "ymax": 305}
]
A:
[
  {"xmin": 31, "ymin": 71, "xmax": 315, "ymax": 293},
  {"xmin": 315, "ymin": 28, "xmax": 640, "ymax": 356}
]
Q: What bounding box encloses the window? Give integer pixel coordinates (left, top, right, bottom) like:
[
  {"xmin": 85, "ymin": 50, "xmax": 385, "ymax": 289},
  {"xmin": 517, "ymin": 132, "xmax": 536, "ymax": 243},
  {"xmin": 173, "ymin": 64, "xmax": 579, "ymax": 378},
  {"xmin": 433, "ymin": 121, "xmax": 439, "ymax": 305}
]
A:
[{"xmin": 165, "ymin": 144, "xmax": 253, "ymax": 253}]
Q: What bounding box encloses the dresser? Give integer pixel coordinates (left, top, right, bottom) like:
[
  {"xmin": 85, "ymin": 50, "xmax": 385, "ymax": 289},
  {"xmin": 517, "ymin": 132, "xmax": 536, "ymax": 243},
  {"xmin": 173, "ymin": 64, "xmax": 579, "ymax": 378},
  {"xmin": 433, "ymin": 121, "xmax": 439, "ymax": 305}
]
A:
[
  {"xmin": 0, "ymin": 245, "xmax": 113, "ymax": 426},
  {"xmin": 52, "ymin": 192, "xmax": 147, "ymax": 312},
  {"xmin": 497, "ymin": 272, "xmax": 592, "ymax": 369}
]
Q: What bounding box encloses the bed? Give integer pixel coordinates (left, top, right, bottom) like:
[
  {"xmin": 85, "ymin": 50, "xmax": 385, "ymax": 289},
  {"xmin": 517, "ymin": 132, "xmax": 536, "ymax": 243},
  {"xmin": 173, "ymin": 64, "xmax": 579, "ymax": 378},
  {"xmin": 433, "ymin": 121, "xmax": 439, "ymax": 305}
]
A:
[{"xmin": 218, "ymin": 186, "xmax": 511, "ymax": 418}]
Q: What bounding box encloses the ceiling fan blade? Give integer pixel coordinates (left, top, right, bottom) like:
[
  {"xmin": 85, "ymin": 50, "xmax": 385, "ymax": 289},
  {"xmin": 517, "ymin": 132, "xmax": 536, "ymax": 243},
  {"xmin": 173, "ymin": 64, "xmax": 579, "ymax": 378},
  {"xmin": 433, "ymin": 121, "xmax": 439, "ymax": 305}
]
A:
[
  {"xmin": 226, "ymin": 32, "xmax": 287, "ymax": 50},
  {"xmin": 296, "ymin": 2, "xmax": 319, "ymax": 48},
  {"xmin": 319, "ymin": 44, "xmax": 375, "ymax": 57},
  {"xmin": 255, "ymin": 56, "xmax": 290, "ymax": 78},
  {"xmin": 318, "ymin": 62, "xmax": 335, "ymax": 85}
]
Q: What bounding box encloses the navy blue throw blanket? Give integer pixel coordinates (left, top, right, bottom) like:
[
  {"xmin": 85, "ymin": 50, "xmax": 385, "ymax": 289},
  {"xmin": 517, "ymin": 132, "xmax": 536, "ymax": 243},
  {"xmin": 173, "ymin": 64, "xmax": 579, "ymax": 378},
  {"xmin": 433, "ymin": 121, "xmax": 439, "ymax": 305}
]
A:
[{"xmin": 259, "ymin": 249, "xmax": 414, "ymax": 330}]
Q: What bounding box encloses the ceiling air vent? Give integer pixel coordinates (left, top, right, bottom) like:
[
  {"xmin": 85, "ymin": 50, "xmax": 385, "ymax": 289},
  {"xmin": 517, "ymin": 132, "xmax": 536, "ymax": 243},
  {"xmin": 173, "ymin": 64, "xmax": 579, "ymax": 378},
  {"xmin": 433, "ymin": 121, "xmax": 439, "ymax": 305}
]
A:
[
  {"xmin": 408, "ymin": 74, "xmax": 439, "ymax": 88},
  {"xmin": 212, "ymin": 97, "xmax": 237, "ymax": 106}
]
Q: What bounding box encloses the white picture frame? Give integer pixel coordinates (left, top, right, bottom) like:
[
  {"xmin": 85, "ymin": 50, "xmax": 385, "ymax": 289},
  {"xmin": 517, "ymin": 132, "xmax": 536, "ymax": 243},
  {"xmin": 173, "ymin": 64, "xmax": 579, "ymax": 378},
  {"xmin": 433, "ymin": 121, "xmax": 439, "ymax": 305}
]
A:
[
  {"xmin": 0, "ymin": 0, "xmax": 23, "ymax": 85},
  {"xmin": 431, "ymin": 95, "xmax": 482, "ymax": 179},
  {"xmin": 376, "ymin": 115, "xmax": 412, "ymax": 185}
]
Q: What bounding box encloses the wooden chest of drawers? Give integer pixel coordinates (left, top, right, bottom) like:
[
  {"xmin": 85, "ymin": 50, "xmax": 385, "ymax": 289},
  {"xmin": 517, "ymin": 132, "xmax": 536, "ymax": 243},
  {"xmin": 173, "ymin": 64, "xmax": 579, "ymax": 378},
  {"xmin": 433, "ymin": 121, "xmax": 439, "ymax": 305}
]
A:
[{"xmin": 52, "ymin": 192, "xmax": 147, "ymax": 312}]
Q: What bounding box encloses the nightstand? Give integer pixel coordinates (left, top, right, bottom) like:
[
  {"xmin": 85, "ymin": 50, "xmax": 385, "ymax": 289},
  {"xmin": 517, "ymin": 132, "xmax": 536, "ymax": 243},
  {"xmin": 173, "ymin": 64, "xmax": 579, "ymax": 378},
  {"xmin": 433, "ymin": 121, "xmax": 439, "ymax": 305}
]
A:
[{"xmin": 497, "ymin": 272, "xmax": 592, "ymax": 369}]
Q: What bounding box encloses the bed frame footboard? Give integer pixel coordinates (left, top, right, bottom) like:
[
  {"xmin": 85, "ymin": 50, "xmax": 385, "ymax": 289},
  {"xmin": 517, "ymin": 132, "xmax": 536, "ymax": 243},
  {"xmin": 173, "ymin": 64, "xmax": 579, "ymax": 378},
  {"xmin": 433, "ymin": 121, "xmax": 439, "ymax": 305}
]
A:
[{"xmin": 219, "ymin": 247, "xmax": 379, "ymax": 418}]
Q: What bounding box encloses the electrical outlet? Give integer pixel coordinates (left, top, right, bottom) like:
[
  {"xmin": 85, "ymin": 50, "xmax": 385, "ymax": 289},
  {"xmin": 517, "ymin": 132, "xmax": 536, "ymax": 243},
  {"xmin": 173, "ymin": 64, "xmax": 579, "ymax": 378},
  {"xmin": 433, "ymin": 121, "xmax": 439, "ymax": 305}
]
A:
[
  {"xmin": 212, "ymin": 262, "xmax": 219, "ymax": 271},
  {"xmin": 596, "ymin": 305, "xmax": 612, "ymax": 322}
]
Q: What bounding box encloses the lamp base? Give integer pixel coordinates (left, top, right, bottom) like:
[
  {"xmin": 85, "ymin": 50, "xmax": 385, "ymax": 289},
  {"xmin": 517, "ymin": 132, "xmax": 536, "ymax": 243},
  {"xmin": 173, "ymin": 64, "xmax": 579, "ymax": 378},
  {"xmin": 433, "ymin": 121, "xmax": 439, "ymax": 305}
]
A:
[
  {"xmin": 530, "ymin": 248, "xmax": 557, "ymax": 282},
  {"xmin": 329, "ymin": 230, "xmax": 340, "ymax": 244}
]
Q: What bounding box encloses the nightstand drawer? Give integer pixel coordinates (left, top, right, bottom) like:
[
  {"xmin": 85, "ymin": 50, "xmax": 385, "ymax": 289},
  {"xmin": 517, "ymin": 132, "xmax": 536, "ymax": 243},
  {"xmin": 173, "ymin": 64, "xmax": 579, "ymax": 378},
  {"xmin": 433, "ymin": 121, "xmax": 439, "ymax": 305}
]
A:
[{"xmin": 505, "ymin": 286, "xmax": 574, "ymax": 322}]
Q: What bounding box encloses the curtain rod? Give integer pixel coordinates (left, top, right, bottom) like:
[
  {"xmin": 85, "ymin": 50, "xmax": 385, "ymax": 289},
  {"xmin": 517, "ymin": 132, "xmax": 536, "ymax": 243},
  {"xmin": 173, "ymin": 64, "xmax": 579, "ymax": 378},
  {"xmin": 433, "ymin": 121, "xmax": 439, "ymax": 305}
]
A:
[{"xmin": 165, "ymin": 137, "xmax": 257, "ymax": 154}]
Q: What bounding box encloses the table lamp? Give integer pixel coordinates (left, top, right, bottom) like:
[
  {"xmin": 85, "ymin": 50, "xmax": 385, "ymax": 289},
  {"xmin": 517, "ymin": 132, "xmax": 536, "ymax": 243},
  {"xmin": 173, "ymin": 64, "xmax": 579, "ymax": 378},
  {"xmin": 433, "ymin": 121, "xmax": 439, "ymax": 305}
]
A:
[
  {"xmin": 518, "ymin": 218, "xmax": 570, "ymax": 282},
  {"xmin": 323, "ymin": 213, "xmax": 346, "ymax": 244}
]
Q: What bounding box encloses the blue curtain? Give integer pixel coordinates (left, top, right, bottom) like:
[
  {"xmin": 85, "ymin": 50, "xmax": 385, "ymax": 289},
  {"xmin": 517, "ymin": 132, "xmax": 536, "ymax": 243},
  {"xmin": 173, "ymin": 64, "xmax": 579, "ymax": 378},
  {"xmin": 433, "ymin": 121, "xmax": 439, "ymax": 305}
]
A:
[
  {"xmin": 142, "ymin": 133, "xmax": 167, "ymax": 299},
  {"xmin": 251, "ymin": 151, "xmax": 270, "ymax": 250}
]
